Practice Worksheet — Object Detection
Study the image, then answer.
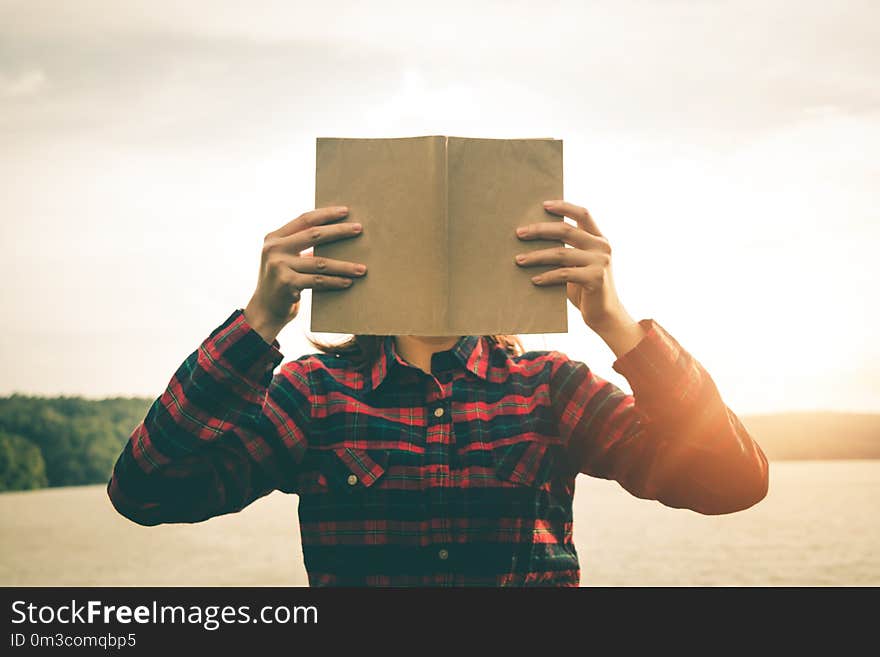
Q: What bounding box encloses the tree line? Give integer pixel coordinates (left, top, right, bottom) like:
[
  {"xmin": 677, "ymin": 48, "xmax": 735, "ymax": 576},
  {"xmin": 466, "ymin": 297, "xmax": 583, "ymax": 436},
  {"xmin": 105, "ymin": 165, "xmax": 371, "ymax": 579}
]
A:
[{"xmin": 0, "ymin": 395, "xmax": 152, "ymax": 492}]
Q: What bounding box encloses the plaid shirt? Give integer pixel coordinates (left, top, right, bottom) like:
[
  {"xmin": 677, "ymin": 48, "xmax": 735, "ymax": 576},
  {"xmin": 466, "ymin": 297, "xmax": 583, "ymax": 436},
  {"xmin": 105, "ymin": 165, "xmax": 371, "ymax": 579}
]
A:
[{"xmin": 108, "ymin": 309, "xmax": 768, "ymax": 586}]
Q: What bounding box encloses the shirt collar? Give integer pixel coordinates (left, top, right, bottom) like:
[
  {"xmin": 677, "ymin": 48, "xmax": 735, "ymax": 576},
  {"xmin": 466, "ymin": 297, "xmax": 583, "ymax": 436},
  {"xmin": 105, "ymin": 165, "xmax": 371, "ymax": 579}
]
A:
[{"xmin": 367, "ymin": 335, "xmax": 491, "ymax": 393}]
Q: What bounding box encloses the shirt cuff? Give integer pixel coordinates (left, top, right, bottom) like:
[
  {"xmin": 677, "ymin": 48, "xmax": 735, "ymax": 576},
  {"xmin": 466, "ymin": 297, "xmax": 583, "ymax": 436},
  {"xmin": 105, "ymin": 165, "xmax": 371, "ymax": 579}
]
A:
[
  {"xmin": 611, "ymin": 318, "xmax": 703, "ymax": 419},
  {"xmin": 204, "ymin": 309, "xmax": 285, "ymax": 388}
]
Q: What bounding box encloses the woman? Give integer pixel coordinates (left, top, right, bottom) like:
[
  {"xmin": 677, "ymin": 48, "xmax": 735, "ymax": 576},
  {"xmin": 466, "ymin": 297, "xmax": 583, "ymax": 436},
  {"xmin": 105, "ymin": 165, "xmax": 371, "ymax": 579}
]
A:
[{"xmin": 107, "ymin": 200, "xmax": 769, "ymax": 586}]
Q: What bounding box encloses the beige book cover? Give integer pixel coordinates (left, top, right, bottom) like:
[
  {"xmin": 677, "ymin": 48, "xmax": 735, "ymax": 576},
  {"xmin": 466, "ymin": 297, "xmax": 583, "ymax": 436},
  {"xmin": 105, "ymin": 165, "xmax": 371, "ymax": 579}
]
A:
[{"xmin": 312, "ymin": 136, "xmax": 566, "ymax": 336}]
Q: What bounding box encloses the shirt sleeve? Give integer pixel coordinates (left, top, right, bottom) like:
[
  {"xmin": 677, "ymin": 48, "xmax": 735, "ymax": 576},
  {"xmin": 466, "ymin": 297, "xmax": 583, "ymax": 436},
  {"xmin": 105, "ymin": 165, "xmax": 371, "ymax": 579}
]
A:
[
  {"xmin": 106, "ymin": 309, "xmax": 312, "ymax": 526},
  {"xmin": 549, "ymin": 319, "xmax": 769, "ymax": 515}
]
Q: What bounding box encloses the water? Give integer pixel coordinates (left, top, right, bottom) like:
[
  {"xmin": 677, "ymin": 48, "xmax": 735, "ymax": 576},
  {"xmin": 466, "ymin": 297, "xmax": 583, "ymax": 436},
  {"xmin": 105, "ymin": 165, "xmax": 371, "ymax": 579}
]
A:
[{"xmin": 1, "ymin": 461, "xmax": 877, "ymax": 586}]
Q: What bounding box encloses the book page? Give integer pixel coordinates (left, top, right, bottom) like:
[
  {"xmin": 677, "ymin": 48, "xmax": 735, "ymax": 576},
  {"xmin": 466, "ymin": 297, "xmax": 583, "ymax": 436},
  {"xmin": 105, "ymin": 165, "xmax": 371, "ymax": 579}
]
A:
[
  {"xmin": 312, "ymin": 136, "xmax": 447, "ymax": 335},
  {"xmin": 447, "ymin": 137, "xmax": 567, "ymax": 335}
]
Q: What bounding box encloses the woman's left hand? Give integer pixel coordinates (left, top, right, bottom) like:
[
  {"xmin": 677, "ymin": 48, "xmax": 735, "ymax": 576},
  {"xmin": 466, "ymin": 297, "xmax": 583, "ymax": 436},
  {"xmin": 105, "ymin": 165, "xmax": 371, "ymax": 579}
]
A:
[{"xmin": 514, "ymin": 199, "xmax": 646, "ymax": 355}]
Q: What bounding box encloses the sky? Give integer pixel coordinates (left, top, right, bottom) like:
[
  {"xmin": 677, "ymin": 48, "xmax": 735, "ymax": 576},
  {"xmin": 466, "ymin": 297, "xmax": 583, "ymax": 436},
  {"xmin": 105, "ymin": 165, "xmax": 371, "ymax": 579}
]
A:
[{"xmin": 1, "ymin": 0, "xmax": 878, "ymax": 414}]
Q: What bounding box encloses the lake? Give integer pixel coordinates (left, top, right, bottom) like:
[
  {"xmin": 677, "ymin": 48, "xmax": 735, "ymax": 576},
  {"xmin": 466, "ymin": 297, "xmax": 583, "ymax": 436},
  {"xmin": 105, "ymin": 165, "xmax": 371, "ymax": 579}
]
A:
[{"xmin": 1, "ymin": 460, "xmax": 877, "ymax": 586}]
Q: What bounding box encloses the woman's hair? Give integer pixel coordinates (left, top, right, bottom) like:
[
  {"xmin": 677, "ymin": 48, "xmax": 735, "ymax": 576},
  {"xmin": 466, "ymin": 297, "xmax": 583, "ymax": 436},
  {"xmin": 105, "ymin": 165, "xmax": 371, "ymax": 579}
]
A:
[{"xmin": 306, "ymin": 333, "xmax": 525, "ymax": 371}]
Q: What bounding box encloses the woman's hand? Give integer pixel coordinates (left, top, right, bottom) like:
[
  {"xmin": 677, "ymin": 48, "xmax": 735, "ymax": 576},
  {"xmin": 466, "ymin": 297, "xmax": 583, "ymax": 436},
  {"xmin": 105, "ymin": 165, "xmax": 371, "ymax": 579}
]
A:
[
  {"xmin": 514, "ymin": 199, "xmax": 646, "ymax": 357},
  {"xmin": 244, "ymin": 206, "xmax": 367, "ymax": 343}
]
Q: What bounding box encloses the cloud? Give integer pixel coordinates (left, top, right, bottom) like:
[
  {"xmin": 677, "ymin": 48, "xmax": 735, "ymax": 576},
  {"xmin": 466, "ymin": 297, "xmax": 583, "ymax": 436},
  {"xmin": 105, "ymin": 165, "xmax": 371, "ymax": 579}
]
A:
[
  {"xmin": 0, "ymin": 69, "xmax": 46, "ymax": 98},
  {"xmin": 0, "ymin": 0, "xmax": 877, "ymax": 152}
]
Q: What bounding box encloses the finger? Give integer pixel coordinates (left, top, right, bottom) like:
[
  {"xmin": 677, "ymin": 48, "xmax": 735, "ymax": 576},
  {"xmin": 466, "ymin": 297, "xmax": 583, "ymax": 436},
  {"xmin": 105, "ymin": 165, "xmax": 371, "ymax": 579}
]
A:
[
  {"xmin": 290, "ymin": 271, "xmax": 356, "ymax": 291},
  {"xmin": 264, "ymin": 253, "xmax": 360, "ymax": 294},
  {"xmin": 270, "ymin": 206, "xmax": 351, "ymax": 239},
  {"xmin": 516, "ymin": 221, "xmax": 610, "ymax": 252},
  {"xmin": 274, "ymin": 220, "xmax": 363, "ymax": 254},
  {"xmin": 514, "ymin": 246, "xmax": 610, "ymax": 268},
  {"xmin": 530, "ymin": 264, "xmax": 605, "ymax": 288},
  {"xmin": 542, "ymin": 200, "xmax": 603, "ymax": 237},
  {"xmin": 296, "ymin": 253, "xmax": 367, "ymax": 277}
]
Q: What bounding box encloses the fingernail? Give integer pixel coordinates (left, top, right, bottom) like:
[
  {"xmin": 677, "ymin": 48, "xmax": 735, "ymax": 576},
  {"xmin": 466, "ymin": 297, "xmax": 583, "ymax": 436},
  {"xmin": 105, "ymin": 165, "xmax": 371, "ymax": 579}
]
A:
[
  {"xmin": 337, "ymin": 206, "xmax": 349, "ymax": 214},
  {"xmin": 355, "ymin": 264, "xmax": 366, "ymax": 274},
  {"xmin": 515, "ymin": 254, "xmax": 525, "ymax": 263},
  {"xmin": 352, "ymin": 223, "xmax": 362, "ymax": 233},
  {"xmin": 343, "ymin": 279, "xmax": 353, "ymax": 286},
  {"xmin": 516, "ymin": 227, "xmax": 527, "ymax": 236},
  {"xmin": 543, "ymin": 200, "xmax": 553, "ymax": 208},
  {"xmin": 531, "ymin": 275, "xmax": 541, "ymax": 283}
]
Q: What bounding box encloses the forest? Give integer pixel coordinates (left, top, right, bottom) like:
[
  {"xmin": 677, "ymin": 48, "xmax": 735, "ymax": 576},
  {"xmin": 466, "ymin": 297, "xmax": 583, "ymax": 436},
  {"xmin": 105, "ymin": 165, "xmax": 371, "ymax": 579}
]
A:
[{"xmin": 0, "ymin": 395, "xmax": 152, "ymax": 492}]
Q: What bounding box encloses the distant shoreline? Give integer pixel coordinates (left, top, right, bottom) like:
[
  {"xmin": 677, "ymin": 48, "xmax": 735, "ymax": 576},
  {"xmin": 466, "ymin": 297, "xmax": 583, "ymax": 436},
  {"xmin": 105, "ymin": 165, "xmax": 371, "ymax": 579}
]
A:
[
  {"xmin": 1, "ymin": 395, "xmax": 878, "ymax": 493},
  {"xmin": 742, "ymin": 412, "xmax": 880, "ymax": 461},
  {"xmin": 1, "ymin": 457, "xmax": 877, "ymax": 497}
]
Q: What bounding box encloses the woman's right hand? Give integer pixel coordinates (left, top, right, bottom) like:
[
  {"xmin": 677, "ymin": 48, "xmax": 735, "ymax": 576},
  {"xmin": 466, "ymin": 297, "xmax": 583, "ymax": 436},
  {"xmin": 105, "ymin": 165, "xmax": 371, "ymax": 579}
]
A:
[{"xmin": 243, "ymin": 205, "xmax": 366, "ymax": 343}]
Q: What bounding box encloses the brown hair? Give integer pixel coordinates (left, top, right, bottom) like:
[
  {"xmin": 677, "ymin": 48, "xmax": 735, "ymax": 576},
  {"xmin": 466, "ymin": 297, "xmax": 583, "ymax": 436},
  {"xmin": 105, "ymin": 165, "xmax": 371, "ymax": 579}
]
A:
[{"xmin": 306, "ymin": 333, "xmax": 525, "ymax": 371}]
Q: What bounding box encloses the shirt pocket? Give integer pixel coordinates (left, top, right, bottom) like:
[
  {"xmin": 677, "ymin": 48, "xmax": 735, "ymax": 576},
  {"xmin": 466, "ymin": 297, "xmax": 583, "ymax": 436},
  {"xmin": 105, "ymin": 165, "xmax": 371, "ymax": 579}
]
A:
[
  {"xmin": 296, "ymin": 447, "xmax": 390, "ymax": 496},
  {"xmin": 492, "ymin": 439, "xmax": 557, "ymax": 490}
]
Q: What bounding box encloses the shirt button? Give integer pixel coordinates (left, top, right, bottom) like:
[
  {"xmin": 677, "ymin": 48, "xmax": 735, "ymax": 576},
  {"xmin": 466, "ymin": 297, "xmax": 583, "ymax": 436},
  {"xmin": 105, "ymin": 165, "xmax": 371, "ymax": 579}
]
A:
[
  {"xmin": 438, "ymin": 548, "xmax": 449, "ymax": 560},
  {"xmin": 433, "ymin": 407, "xmax": 445, "ymax": 418},
  {"xmin": 346, "ymin": 474, "xmax": 358, "ymax": 486}
]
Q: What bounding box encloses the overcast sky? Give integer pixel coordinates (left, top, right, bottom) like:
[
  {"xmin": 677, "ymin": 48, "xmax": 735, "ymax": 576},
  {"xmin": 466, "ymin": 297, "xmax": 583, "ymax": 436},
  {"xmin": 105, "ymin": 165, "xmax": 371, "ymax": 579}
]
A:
[{"xmin": 1, "ymin": 0, "xmax": 878, "ymax": 413}]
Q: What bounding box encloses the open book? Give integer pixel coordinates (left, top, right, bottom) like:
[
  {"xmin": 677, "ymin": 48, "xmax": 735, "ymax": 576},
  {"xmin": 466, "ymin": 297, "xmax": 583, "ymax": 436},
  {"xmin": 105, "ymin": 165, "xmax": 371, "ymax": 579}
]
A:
[{"xmin": 311, "ymin": 136, "xmax": 566, "ymax": 336}]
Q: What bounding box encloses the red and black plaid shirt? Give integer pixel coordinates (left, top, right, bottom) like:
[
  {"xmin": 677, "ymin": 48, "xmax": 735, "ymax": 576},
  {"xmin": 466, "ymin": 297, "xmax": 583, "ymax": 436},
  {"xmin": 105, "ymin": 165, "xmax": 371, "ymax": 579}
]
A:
[{"xmin": 108, "ymin": 309, "xmax": 768, "ymax": 586}]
